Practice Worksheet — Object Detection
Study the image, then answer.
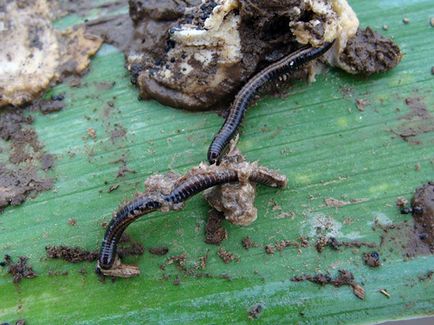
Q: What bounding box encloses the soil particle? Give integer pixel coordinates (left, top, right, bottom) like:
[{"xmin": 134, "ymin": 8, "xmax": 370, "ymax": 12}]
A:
[
  {"xmin": 110, "ymin": 124, "xmax": 127, "ymax": 143},
  {"xmin": 396, "ymin": 197, "xmax": 409, "ymax": 209},
  {"xmin": 248, "ymin": 303, "xmax": 264, "ymax": 320},
  {"xmin": 291, "ymin": 270, "xmax": 365, "ymax": 300},
  {"xmin": 46, "ymin": 234, "xmax": 144, "ymax": 263},
  {"xmin": 241, "ymin": 236, "xmax": 257, "ymax": 249},
  {"xmin": 173, "ymin": 275, "xmax": 181, "ymax": 286},
  {"xmin": 315, "ymin": 236, "xmax": 376, "ymax": 253},
  {"xmin": 148, "ymin": 247, "xmax": 169, "ymax": 256},
  {"xmin": 338, "ymin": 27, "xmax": 402, "ymax": 75},
  {"xmin": 217, "ymin": 248, "xmax": 239, "ymax": 264},
  {"xmin": 40, "ymin": 154, "xmax": 55, "ymax": 171},
  {"xmin": 108, "ymin": 184, "xmax": 120, "ymax": 193},
  {"xmin": 0, "ymin": 255, "xmax": 37, "ymax": 284},
  {"xmin": 418, "ymin": 271, "xmax": 433, "ymax": 281},
  {"xmin": 87, "ymin": 128, "xmax": 97, "ymax": 139},
  {"xmin": 30, "ymin": 98, "xmax": 65, "ymax": 115},
  {"xmin": 204, "ymin": 209, "xmax": 227, "ymax": 245},
  {"xmin": 0, "ymin": 108, "xmax": 53, "ymax": 210},
  {"xmin": 67, "ymin": 218, "xmax": 77, "ymax": 226},
  {"xmin": 45, "ymin": 245, "xmax": 98, "ymax": 263},
  {"xmin": 402, "ymin": 17, "xmax": 410, "ymax": 24},
  {"xmin": 265, "ymin": 245, "xmax": 275, "ymax": 255},
  {"xmin": 112, "ymin": 154, "xmax": 136, "ymax": 178},
  {"xmin": 410, "ymin": 182, "xmax": 434, "ymax": 252},
  {"xmin": 392, "ymin": 97, "xmax": 434, "ymax": 144},
  {"xmin": 355, "ymin": 98, "xmax": 369, "ymax": 112},
  {"xmin": 363, "ymin": 251, "xmax": 381, "ymax": 267}
]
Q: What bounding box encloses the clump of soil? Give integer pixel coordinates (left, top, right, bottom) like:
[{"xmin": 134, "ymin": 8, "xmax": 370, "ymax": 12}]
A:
[
  {"xmin": 265, "ymin": 237, "xmax": 309, "ymax": 255},
  {"xmin": 248, "ymin": 303, "xmax": 264, "ymax": 320},
  {"xmin": 0, "ymin": 108, "xmax": 53, "ymax": 211},
  {"xmin": 204, "ymin": 209, "xmax": 227, "ymax": 245},
  {"xmin": 148, "ymin": 247, "xmax": 169, "ymax": 256},
  {"xmin": 315, "ymin": 236, "xmax": 377, "ymax": 253},
  {"xmin": 392, "ymin": 97, "xmax": 434, "ymax": 144},
  {"xmin": 292, "ymin": 269, "xmax": 365, "ymax": 300},
  {"xmin": 217, "ymin": 248, "xmax": 239, "ymax": 264},
  {"xmin": 241, "ymin": 236, "xmax": 257, "ymax": 249},
  {"xmin": 127, "ymin": 0, "xmax": 400, "ymax": 111},
  {"xmin": 45, "ymin": 246, "xmax": 98, "ymax": 263},
  {"xmin": 0, "ymin": 255, "xmax": 37, "ymax": 284},
  {"xmin": 363, "ymin": 251, "xmax": 381, "ymax": 267},
  {"xmin": 411, "ymin": 182, "xmax": 434, "ymax": 251},
  {"xmin": 46, "ymin": 234, "xmax": 145, "ymax": 263}
]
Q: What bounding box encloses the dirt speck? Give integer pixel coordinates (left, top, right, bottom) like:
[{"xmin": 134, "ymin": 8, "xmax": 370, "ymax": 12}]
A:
[
  {"xmin": 0, "ymin": 108, "xmax": 53, "ymax": 210},
  {"xmin": 418, "ymin": 271, "xmax": 433, "ymax": 281},
  {"xmin": 248, "ymin": 303, "xmax": 264, "ymax": 320},
  {"xmin": 217, "ymin": 248, "xmax": 239, "ymax": 264},
  {"xmin": 363, "ymin": 251, "xmax": 381, "ymax": 267},
  {"xmin": 46, "ymin": 246, "xmax": 98, "ymax": 263},
  {"xmin": 396, "ymin": 196, "xmax": 409, "ymax": 208},
  {"xmin": 241, "ymin": 236, "xmax": 257, "ymax": 250},
  {"xmin": 67, "ymin": 218, "xmax": 77, "ymax": 226},
  {"xmin": 87, "ymin": 128, "xmax": 97, "ymax": 139},
  {"xmin": 204, "ymin": 209, "xmax": 227, "ymax": 245},
  {"xmin": 110, "ymin": 124, "xmax": 127, "ymax": 144},
  {"xmin": 316, "ymin": 236, "xmax": 376, "ymax": 253},
  {"xmin": 148, "ymin": 247, "xmax": 169, "ymax": 256},
  {"xmin": 0, "ymin": 255, "xmax": 36, "ymax": 283},
  {"xmin": 292, "ymin": 269, "xmax": 365, "ymax": 300},
  {"xmin": 402, "ymin": 17, "xmax": 410, "ymax": 24},
  {"xmin": 355, "ymin": 98, "xmax": 369, "ymax": 111}
]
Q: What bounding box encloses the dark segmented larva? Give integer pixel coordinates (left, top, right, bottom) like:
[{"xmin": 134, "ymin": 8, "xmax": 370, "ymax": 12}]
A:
[
  {"xmin": 97, "ymin": 168, "xmax": 286, "ymax": 271},
  {"xmin": 207, "ymin": 41, "xmax": 335, "ymax": 164}
]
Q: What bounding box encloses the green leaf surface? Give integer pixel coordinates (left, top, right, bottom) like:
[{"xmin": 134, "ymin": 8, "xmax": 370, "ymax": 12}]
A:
[{"xmin": 1, "ymin": 0, "xmax": 434, "ymax": 324}]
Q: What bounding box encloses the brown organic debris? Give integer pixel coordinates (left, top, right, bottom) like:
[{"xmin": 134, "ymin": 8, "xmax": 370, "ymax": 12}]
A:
[
  {"xmin": 316, "ymin": 236, "xmax": 377, "ymax": 253},
  {"xmin": 291, "ymin": 269, "xmax": 365, "ymax": 300},
  {"xmin": 0, "ymin": 255, "xmax": 37, "ymax": 283},
  {"xmin": 363, "ymin": 251, "xmax": 381, "ymax": 268},
  {"xmin": 241, "ymin": 236, "xmax": 257, "ymax": 250},
  {"xmin": 148, "ymin": 247, "xmax": 169, "ymax": 256},
  {"xmin": 204, "ymin": 209, "xmax": 227, "ymax": 245},
  {"xmin": 45, "ymin": 246, "xmax": 98, "ymax": 263},
  {"xmin": 217, "ymin": 248, "xmax": 239, "ymax": 264}
]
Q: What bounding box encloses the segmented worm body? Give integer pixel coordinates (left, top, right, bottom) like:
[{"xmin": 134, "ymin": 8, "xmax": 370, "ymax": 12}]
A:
[
  {"xmin": 207, "ymin": 41, "xmax": 335, "ymax": 164},
  {"xmin": 97, "ymin": 168, "xmax": 286, "ymax": 271}
]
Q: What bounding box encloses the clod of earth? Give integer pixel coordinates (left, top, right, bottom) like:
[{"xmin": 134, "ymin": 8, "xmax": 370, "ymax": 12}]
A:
[
  {"xmin": 363, "ymin": 251, "xmax": 381, "ymax": 268},
  {"xmin": 0, "ymin": 255, "xmax": 36, "ymax": 284},
  {"xmin": 291, "ymin": 269, "xmax": 365, "ymax": 300},
  {"xmin": 127, "ymin": 0, "xmax": 401, "ymax": 110}
]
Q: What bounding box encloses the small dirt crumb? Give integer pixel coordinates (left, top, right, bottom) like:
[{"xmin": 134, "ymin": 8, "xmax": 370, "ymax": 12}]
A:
[
  {"xmin": 87, "ymin": 128, "xmax": 96, "ymax": 139},
  {"xmin": 173, "ymin": 275, "xmax": 181, "ymax": 286},
  {"xmin": 316, "ymin": 236, "xmax": 377, "ymax": 253},
  {"xmin": 383, "ymin": 24, "xmax": 389, "ymax": 31},
  {"xmin": 292, "ymin": 270, "xmax": 365, "ymax": 300},
  {"xmin": 403, "ymin": 17, "xmax": 410, "ymax": 24},
  {"xmin": 248, "ymin": 303, "xmax": 264, "ymax": 320},
  {"xmin": 46, "ymin": 246, "xmax": 98, "ymax": 263},
  {"xmin": 108, "ymin": 184, "xmax": 120, "ymax": 193},
  {"xmin": 40, "ymin": 154, "xmax": 55, "ymax": 171},
  {"xmin": 355, "ymin": 98, "xmax": 369, "ymax": 111},
  {"xmin": 415, "ymin": 163, "xmax": 421, "ymax": 171},
  {"xmin": 396, "ymin": 197, "xmax": 409, "ymax": 208},
  {"xmin": 204, "ymin": 209, "xmax": 227, "ymax": 245},
  {"xmin": 67, "ymin": 218, "xmax": 77, "ymax": 226},
  {"xmin": 242, "ymin": 236, "xmax": 256, "ymax": 250},
  {"xmin": 379, "ymin": 289, "xmax": 391, "ymax": 298},
  {"xmin": 217, "ymin": 248, "xmax": 238, "ymax": 264},
  {"xmin": 0, "ymin": 255, "xmax": 36, "ymax": 283},
  {"xmin": 363, "ymin": 251, "xmax": 381, "ymax": 267},
  {"xmin": 324, "ymin": 198, "xmax": 351, "ymax": 208},
  {"xmin": 148, "ymin": 247, "xmax": 169, "ymax": 256},
  {"xmin": 265, "ymin": 245, "xmax": 275, "ymax": 255},
  {"xmin": 418, "ymin": 271, "xmax": 434, "ymax": 281}
]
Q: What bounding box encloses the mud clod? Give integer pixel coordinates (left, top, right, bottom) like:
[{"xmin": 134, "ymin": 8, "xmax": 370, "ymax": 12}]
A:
[
  {"xmin": 363, "ymin": 251, "xmax": 381, "ymax": 267},
  {"xmin": 148, "ymin": 247, "xmax": 169, "ymax": 256},
  {"xmin": 241, "ymin": 236, "xmax": 257, "ymax": 250},
  {"xmin": 217, "ymin": 248, "xmax": 239, "ymax": 264},
  {"xmin": 0, "ymin": 255, "xmax": 37, "ymax": 284},
  {"xmin": 204, "ymin": 209, "xmax": 227, "ymax": 245},
  {"xmin": 248, "ymin": 303, "xmax": 264, "ymax": 320},
  {"xmin": 45, "ymin": 246, "xmax": 98, "ymax": 263},
  {"xmin": 292, "ymin": 270, "xmax": 365, "ymax": 300}
]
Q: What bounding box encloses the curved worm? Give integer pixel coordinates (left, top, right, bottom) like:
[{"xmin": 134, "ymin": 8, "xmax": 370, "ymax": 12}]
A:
[
  {"xmin": 97, "ymin": 168, "xmax": 286, "ymax": 271},
  {"xmin": 207, "ymin": 41, "xmax": 335, "ymax": 164}
]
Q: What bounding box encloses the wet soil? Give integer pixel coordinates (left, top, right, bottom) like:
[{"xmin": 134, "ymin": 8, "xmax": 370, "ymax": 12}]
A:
[
  {"xmin": 338, "ymin": 27, "xmax": 401, "ymax": 75},
  {"xmin": 0, "ymin": 255, "xmax": 37, "ymax": 284},
  {"xmin": 45, "ymin": 234, "xmax": 145, "ymax": 263},
  {"xmin": 148, "ymin": 247, "xmax": 169, "ymax": 256},
  {"xmin": 392, "ymin": 97, "xmax": 434, "ymax": 144},
  {"xmin": 0, "ymin": 108, "xmax": 53, "ymax": 211},
  {"xmin": 315, "ymin": 236, "xmax": 377, "ymax": 253},
  {"xmin": 292, "ymin": 269, "xmax": 365, "ymax": 300},
  {"xmin": 204, "ymin": 209, "xmax": 227, "ymax": 245}
]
